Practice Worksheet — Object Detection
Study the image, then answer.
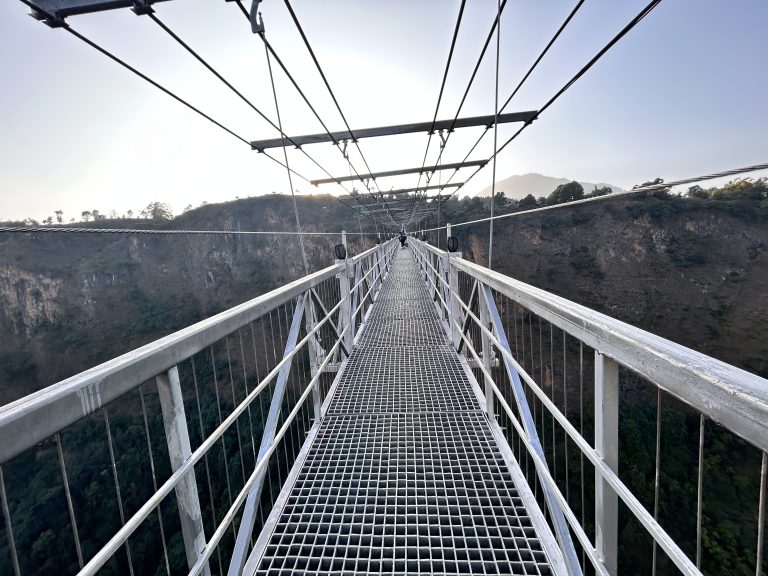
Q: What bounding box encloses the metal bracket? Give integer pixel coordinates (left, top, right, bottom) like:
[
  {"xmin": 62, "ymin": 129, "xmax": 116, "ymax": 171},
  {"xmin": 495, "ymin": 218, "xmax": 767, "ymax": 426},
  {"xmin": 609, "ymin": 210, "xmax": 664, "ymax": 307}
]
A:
[
  {"xmin": 438, "ymin": 129, "xmax": 447, "ymax": 149},
  {"xmin": 29, "ymin": 8, "xmax": 66, "ymax": 28},
  {"xmin": 250, "ymin": 0, "xmax": 264, "ymax": 34},
  {"xmin": 131, "ymin": 0, "xmax": 154, "ymax": 15}
]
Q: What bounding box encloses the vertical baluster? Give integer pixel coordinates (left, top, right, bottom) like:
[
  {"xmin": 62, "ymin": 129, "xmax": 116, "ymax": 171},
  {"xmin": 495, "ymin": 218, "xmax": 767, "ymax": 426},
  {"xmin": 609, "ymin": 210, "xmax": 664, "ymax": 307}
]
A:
[
  {"xmin": 138, "ymin": 386, "xmax": 172, "ymax": 576},
  {"xmin": 211, "ymin": 346, "xmax": 235, "ymax": 531},
  {"xmin": 757, "ymin": 451, "xmax": 766, "ymax": 576},
  {"xmin": 594, "ymin": 352, "xmax": 619, "ymax": 575},
  {"xmin": 563, "ymin": 331, "xmax": 570, "ymax": 506},
  {"xmin": 652, "ymin": 389, "xmax": 662, "ymax": 576},
  {"xmin": 191, "ymin": 356, "xmax": 224, "ymax": 574},
  {"xmin": 103, "ymin": 407, "xmax": 136, "ymax": 576},
  {"xmin": 225, "ymin": 336, "xmax": 247, "ymax": 488},
  {"xmin": 579, "ymin": 342, "xmax": 586, "ymax": 569},
  {"xmin": 55, "ymin": 433, "xmax": 84, "ymax": 569},
  {"xmin": 238, "ymin": 329, "xmax": 258, "ymax": 463},
  {"xmin": 696, "ymin": 414, "xmax": 705, "ymax": 569},
  {"xmin": 0, "ymin": 464, "xmax": 21, "ymax": 576}
]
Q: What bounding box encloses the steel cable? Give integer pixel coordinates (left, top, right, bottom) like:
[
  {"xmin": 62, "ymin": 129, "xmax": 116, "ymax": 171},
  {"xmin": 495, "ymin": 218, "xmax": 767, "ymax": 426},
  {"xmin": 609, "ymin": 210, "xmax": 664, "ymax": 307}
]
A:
[
  {"xmin": 420, "ymin": 161, "xmax": 768, "ymax": 232},
  {"xmin": 421, "ymin": 0, "xmax": 661, "ymax": 222}
]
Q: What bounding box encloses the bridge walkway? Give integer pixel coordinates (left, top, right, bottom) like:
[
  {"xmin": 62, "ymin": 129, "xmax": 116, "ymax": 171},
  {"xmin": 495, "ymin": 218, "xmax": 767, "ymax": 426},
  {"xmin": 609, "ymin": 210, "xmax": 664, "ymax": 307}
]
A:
[{"xmin": 245, "ymin": 247, "xmax": 563, "ymax": 575}]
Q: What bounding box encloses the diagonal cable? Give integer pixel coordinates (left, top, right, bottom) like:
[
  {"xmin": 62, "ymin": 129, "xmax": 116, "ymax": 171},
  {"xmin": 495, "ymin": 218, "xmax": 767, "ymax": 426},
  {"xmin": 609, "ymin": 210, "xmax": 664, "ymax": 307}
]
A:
[
  {"xmin": 422, "ymin": 0, "xmax": 659, "ymax": 222},
  {"xmin": 147, "ymin": 10, "xmax": 381, "ymax": 224}
]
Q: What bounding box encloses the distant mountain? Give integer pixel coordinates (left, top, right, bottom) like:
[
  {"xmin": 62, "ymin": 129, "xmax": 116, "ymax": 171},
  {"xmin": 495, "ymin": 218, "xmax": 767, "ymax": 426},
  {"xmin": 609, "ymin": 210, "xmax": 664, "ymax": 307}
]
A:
[{"xmin": 473, "ymin": 173, "xmax": 627, "ymax": 200}]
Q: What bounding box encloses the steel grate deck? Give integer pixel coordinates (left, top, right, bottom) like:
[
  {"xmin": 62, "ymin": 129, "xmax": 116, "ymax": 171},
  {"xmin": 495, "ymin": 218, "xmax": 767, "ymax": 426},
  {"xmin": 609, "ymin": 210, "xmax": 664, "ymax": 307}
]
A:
[
  {"xmin": 329, "ymin": 347, "xmax": 478, "ymax": 414},
  {"xmin": 248, "ymin": 248, "xmax": 558, "ymax": 575}
]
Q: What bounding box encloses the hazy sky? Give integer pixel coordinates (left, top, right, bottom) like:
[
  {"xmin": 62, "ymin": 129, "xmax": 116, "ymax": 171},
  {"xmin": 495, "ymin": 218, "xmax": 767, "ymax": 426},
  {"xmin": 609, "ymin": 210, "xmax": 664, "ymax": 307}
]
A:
[{"xmin": 1, "ymin": 0, "xmax": 766, "ymax": 223}]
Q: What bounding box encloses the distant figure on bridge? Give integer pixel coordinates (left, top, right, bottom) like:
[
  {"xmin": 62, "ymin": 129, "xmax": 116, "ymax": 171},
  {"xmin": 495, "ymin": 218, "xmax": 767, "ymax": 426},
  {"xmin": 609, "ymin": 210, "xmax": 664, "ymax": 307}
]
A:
[{"xmin": 399, "ymin": 231, "xmax": 407, "ymax": 248}]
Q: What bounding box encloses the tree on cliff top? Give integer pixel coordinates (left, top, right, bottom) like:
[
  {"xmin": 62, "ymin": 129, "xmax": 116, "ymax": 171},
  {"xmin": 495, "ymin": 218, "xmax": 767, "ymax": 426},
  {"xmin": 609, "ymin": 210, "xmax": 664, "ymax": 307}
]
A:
[{"xmin": 140, "ymin": 202, "xmax": 173, "ymax": 220}]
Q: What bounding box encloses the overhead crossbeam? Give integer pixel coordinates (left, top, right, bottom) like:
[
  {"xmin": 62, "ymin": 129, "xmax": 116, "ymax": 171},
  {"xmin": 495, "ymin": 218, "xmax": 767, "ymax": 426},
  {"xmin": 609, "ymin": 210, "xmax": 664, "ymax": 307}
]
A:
[
  {"xmin": 250, "ymin": 111, "xmax": 537, "ymax": 152},
  {"xmin": 311, "ymin": 160, "xmax": 486, "ymax": 186},
  {"xmin": 381, "ymin": 183, "xmax": 464, "ymax": 196},
  {"xmin": 24, "ymin": 0, "xmax": 172, "ymax": 24}
]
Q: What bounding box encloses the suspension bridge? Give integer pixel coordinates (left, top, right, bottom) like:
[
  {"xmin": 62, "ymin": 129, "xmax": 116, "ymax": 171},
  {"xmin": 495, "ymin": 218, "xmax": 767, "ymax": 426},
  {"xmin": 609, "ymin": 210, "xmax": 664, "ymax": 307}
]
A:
[{"xmin": 2, "ymin": 0, "xmax": 768, "ymax": 575}]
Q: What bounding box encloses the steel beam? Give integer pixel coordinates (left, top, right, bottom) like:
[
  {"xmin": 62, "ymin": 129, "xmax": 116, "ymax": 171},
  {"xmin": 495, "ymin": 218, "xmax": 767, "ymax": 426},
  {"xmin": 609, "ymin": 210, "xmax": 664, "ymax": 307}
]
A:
[
  {"xmin": 595, "ymin": 352, "xmax": 619, "ymax": 575},
  {"xmin": 311, "ymin": 159, "xmax": 487, "ymax": 186},
  {"xmin": 25, "ymin": 0, "xmax": 172, "ymax": 23},
  {"xmin": 250, "ymin": 111, "xmax": 537, "ymax": 152},
  {"xmin": 156, "ymin": 366, "xmax": 210, "ymax": 576},
  {"xmin": 481, "ymin": 286, "xmax": 582, "ymax": 575},
  {"xmin": 381, "ymin": 183, "xmax": 464, "ymax": 196}
]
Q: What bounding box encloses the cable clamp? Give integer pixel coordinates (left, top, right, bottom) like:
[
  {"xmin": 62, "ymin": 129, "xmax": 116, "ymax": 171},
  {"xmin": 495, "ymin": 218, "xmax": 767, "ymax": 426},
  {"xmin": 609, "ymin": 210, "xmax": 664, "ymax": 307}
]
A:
[{"xmin": 250, "ymin": 0, "xmax": 264, "ymax": 33}]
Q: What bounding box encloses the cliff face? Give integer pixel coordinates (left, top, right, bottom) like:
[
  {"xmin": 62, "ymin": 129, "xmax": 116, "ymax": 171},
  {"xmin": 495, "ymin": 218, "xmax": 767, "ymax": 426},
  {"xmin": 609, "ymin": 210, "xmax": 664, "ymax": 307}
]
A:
[
  {"xmin": 1, "ymin": 194, "xmax": 766, "ymax": 405},
  {"xmin": 0, "ymin": 195, "xmax": 374, "ymax": 404},
  {"xmin": 457, "ymin": 196, "xmax": 768, "ymax": 378}
]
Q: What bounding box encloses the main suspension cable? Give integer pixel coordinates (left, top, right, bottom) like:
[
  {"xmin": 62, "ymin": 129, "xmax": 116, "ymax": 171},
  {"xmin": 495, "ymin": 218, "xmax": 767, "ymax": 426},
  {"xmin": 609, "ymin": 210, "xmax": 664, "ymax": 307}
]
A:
[
  {"xmin": 46, "ymin": 17, "xmax": 376, "ymax": 223},
  {"xmin": 282, "ymin": 0, "xmax": 394, "ymax": 212},
  {"xmin": 0, "ymin": 227, "xmax": 378, "ymax": 236},
  {"xmin": 146, "ymin": 9, "xmax": 380, "ymax": 224},
  {"xmin": 233, "ymin": 1, "xmax": 395, "ymax": 224},
  {"xmin": 422, "ymin": 0, "xmax": 509, "ymax": 188},
  {"xmin": 420, "ymin": 161, "xmax": 768, "ymax": 232}
]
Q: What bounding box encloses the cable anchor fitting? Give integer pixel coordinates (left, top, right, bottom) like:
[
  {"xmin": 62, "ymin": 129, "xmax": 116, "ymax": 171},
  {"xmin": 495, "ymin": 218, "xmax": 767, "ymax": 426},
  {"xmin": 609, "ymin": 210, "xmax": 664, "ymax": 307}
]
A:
[
  {"xmin": 250, "ymin": 0, "xmax": 264, "ymax": 34},
  {"xmin": 131, "ymin": 0, "xmax": 154, "ymax": 15},
  {"xmin": 438, "ymin": 129, "xmax": 447, "ymax": 149}
]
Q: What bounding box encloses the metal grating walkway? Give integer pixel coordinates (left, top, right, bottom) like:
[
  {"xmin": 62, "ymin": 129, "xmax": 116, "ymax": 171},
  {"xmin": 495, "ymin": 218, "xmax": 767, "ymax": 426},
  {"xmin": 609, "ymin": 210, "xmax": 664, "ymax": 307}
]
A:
[{"xmin": 247, "ymin": 248, "xmax": 561, "ymax": 575}]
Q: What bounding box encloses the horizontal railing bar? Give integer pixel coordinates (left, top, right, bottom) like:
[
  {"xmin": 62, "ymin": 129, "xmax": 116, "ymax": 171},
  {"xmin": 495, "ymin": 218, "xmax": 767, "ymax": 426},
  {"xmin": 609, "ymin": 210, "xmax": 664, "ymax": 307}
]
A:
[
  {"xmin": 0, "ymin": 242, "xmax": 388, "ymax": 463},
  {"xmin": 412, "ymin": 242, "xmax": 701, "ymax": 575},
  {"xmin": 74, "ymin": 305, "xmax": 354, "ymax": 576},
  {"xmin": 413, "ymin": 239, "xmax": 768, "ymax": 453},
  {"xmin": 187, "ymin": 328, "xmax": 346, "ymax": 576}
]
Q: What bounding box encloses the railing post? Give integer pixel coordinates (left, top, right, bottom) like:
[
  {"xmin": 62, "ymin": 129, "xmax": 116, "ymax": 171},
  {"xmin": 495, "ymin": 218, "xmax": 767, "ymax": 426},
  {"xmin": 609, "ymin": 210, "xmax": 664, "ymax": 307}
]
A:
[
  {"xmin": 305, "ymin": 292, "xmax": 324, "ymax": 421},
  {"xmin": 156, "ymin": 366, "xmax": 211, "ymax": 576},
  {"xmin": 448, "ymin": 250, "xmax": 462, "ymax": 350},
  {"xmin": 595, "ymin": 351, "xmax": 619, "ymax": 575},
  {"xmin": 478, "ymin": 286, "xmax": 495, "ymax": 419},
  {"xmin": 337, "ymin": 252, "xmax": 354, "ymax": 358}
]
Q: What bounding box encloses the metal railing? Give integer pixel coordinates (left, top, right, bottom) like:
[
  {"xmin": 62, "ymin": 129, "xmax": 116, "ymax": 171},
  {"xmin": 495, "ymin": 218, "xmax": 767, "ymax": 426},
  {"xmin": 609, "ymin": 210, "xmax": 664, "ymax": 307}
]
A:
[
  {"xmin": 410, "ymin": 236, "xmax": 768, "ymax": 576},
  {"xmin": 0, "ymin": 238, "xmax": 396, "ymax": 576}
]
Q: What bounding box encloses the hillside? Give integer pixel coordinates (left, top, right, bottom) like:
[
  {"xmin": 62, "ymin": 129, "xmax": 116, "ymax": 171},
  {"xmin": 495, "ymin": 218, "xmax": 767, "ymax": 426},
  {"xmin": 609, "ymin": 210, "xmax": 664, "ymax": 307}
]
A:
[
  {"xmin": 473, "ymin": 172, "xmax": 627, "ymax": 200},
  {"xmin": 0, "ymin": 194, "xmax": 378, "ymax": 404},
  {"xmin": 1, "ymin": 188, "xmax": 767, "ymax": 575}
]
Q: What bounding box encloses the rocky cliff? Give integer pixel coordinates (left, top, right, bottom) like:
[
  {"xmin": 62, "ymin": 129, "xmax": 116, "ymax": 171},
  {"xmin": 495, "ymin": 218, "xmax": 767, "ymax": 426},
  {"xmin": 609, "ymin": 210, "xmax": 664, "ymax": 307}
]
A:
[
  {"xmin": 1, "ymin": 192, "xmax": 766, "ymax": 406},
  {"xmin": 0, "ymin": 195, "xmax": 376, "ymax": 404}
]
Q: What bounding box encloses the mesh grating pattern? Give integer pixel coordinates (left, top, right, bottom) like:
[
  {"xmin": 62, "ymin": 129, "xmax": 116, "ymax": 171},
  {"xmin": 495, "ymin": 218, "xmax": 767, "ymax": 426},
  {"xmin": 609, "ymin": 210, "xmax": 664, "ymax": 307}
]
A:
[
  {"xmin": 357, "ymin": 315, "xmax": 449, "ymax": 348},
  {"xmin": 254, "ymin": 413, "xmax": 552, "ymax": 576},
  {"xmin": 329, "ymin": 347, "xmax": 479, "ymax": 414},
  {"xmin": 249, "ymin": 247, "xmax": 556, "ymax": 575}
]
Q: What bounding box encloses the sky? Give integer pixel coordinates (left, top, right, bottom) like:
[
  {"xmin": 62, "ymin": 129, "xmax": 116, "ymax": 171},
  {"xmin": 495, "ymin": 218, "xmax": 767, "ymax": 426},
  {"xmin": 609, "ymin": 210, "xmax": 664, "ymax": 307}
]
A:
[{"xmin": 0, "ymin": 0, "xmax": 766, "ymax": 223}]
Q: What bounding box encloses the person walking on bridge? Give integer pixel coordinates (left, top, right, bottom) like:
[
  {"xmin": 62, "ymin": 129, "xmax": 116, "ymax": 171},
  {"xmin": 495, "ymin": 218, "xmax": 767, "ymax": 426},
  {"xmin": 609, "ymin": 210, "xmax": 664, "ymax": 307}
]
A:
[{"xmin": 399, "ymin": 230, "xmax": 407, "ymax": 249}]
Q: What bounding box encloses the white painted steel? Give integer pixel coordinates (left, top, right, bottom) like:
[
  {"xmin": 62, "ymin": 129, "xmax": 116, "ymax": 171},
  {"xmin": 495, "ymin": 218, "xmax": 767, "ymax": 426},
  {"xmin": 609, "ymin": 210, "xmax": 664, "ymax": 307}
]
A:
[
  {"xmin": 227, "ymin": 296, "xmax": 307, "ymax": 576},
  {"xmin": 156, "ymin": 366, "xmax": 211, "ymax": 576},
  {"xmin": 594, "ymin": 353, "xmax": 619, "ymax": 575},
  {"xmin": 413, "ymin": 239, "xmax": 768, "ymax": 454},
  {"xmin": 0, "ymin": 244, "xmax": 384, "ymax": 464},
  {"xmin": 411, "ymin": 238, "xmax": 703, "ymax": 576}
]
